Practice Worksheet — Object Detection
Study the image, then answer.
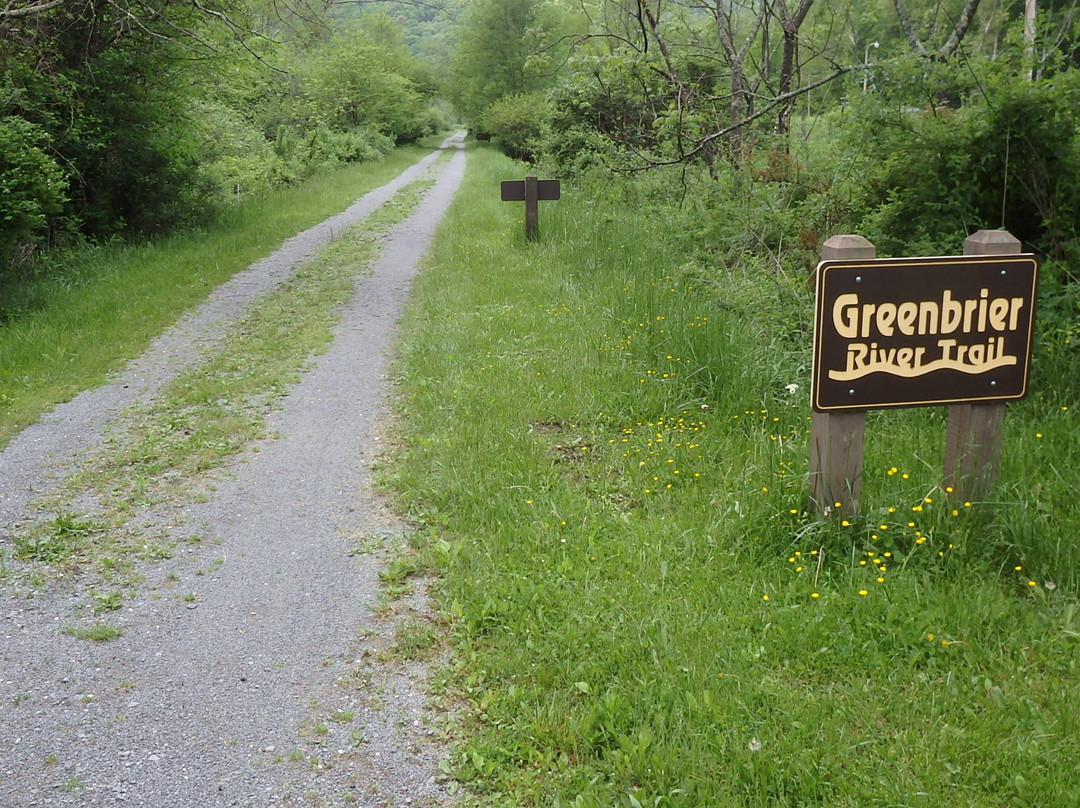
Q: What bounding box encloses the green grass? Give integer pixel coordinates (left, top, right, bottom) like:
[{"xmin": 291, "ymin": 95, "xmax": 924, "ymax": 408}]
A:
[
  {"xmin": 0, "ymin": 145, "xmax": 436, "ymax": 450},
  {"xmin": 389, "ymin": 147, "xmax": 1080, "ymax": 805},
  {"xmin": 61, "ymin": 623, "xmax": 124, "ymax": 643}
]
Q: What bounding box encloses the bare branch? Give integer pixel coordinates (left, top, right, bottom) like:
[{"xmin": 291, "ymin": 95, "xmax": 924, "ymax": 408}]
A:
[
  {"xmin": 893, "ymin": 0, "xmax": 930, "ymax": 57},
  {"xmin": 612, "ymin": 66, "xmax": 853, "ymax": 171},
  {"xmin": 894, "ymin": 0, "xmax": 983, "ymax": 59},
  {"xmin": 940, "ymin": 0, "xmax": 982, "ymax": 55},
  {"xmin": 0, "ymin": 0, "xmax": 65, "ymax": 20}
]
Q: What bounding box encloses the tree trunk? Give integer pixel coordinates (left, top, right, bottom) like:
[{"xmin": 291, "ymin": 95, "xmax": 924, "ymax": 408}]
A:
[
  {"xmin": 775, "ymin": 0, "xmax": 814, "ymax": 136},
  {"xmin": 893, "ymin": 0, "xmax": 983, "ymax": 59},
  {"xmin": 1025, "ymin": 0, "xmax": 1037, "ymax": 80},
  {"xmin": 712, "ymin": 0, "xmax": 767, "ymax": 153}
]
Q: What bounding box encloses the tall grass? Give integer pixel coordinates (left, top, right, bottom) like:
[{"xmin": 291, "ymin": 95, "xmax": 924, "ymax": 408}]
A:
[
  {"xmin": 391, "ymin": 147, "xmax": 1080, "ymax": 806},
  {"xmin": 0, "ymin": 145, "xmax": 435, "ymax": 448}
]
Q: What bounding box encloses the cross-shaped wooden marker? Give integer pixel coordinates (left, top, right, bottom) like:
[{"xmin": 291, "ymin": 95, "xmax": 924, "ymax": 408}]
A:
[{"xmin": 500, "ymin": 175, "xmax": 561, "ymax": 241}]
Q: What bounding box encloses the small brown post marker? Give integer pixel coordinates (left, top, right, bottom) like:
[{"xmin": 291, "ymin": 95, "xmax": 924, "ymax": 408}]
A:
[
  {"xmin": 524, "ymin": 174, "xmax": 539, "ymax": 241},
  {"xmin": 500, "ymin": 176, "xmax": 561, "ymax": 242},
  {"xmin": 943, "ymin": 230, "xmax": 1019, "ymax": 502},
  {"xmin": 808, "ymin": 235, "xmax": 876, "ymax": 517}
]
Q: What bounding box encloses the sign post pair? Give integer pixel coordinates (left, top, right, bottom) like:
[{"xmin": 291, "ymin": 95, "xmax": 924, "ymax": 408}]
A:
[{"xmin": 809, "ymin": 231, "xmax": 1039, "ymax": 515}]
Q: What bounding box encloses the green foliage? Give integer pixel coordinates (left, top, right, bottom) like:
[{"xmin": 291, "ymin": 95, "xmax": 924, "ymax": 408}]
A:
[
  {"xmin": 451, "ymin": 0, "xmax": 561, "ymax": 127},
  {"xmin": 0, "ymin": 2, "xmax": 448, "ymax": 278},
  {"xmin": 543, "ymin": 52, "xmax": 668, "ymax": 171},
  {"xmin": 847, "ymin": 56, "xmax": 1080, "ymax": 267},
  {"xmin": 479, "ymin": 91, "xmax": 550, "ymax": 160},
  {"xmin": 280, "ymin": 23, "xmax": 429, "ymax": 143},
  {"xmin": 0, "ymin": 116, "xmax": 66, "ymax": 265}
]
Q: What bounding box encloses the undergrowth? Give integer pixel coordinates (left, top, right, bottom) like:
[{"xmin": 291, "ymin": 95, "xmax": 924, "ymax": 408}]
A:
[{"xmin": 389, "ymin": 147, "xmax": 1080, "ymax": 806}]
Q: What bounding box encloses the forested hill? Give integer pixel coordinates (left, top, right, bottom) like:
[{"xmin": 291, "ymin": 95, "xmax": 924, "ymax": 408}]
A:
[{"xmin": 331, "ymin": 0, "xmax": 463, "ymax": 69}]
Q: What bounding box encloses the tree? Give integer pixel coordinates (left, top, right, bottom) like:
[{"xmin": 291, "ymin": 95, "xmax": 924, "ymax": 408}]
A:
[
  {"xmin": 545, "ymin": 1, "xmax": 852, "ymax": 169},
  {"xmin": 775, "ymin": 0, "xmax": 815, "ymax": 134},
  {"xmin": 450, "ymin": 0, "xmax": 544, "ymax": 126}
]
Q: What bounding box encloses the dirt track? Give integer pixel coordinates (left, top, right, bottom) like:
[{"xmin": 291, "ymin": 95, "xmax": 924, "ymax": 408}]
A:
[{"xmin": 0, "ymin": 133, "xmax": 466, "ymax": 807}]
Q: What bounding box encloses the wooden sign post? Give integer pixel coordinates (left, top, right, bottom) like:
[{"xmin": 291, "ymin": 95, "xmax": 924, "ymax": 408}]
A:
[
  {"xmin": 808, "ymin": 231, "xmax": 1039, "ymax": 517},
  {"xmin": 943, "ymin": 230, "xmax": 1023, "ymax": 503},
  {"xmin": 501, "ymin": 175, "xmax": 560, "ymax": 241},
  {"xmin": 808, "ymin": 235, "xmax": 875, "ymax": 516}
]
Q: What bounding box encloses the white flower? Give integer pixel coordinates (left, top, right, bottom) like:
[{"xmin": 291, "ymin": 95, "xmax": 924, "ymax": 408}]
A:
[
  {"xmin": 785, "ymin": 383, "xmax": 800, "ymax": 394},
  {"xmin": 748, "ymin": 738, "xmax": 762, "ymax": 752}
]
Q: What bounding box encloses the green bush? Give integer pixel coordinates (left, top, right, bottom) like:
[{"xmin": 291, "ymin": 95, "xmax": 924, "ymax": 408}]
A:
[
  {"xmin": 479, "ymin": 91, "xmax": 551, "ymax": 161},
  {"xmin": 306, "ymin": 127, "xmax": 395, "ymax": 168},
  {"xmin": 846, "ymin": 61, "xmax": 1080, "ymax": 268},
  {"xmin": 0, "ymin": 116, "xmax": 67, "ymax": 266}
]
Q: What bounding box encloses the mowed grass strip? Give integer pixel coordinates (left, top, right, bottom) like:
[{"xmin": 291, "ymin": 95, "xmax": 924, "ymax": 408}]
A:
[
  {"xmin": 390, "ymin": 147, "xmax": 1080, "ymax": 806},
  {"xmin": 0, "ymin": 143, "xmax": 439, "ymax": 450}
]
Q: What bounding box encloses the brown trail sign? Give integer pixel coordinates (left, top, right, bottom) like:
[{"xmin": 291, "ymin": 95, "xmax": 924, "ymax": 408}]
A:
[
  {"xmin": 501, "ymin": 175, "xmax": 560, "ymax": 241},
  {"xmin": 808, "ymin": 230, "xmax": 1039, "ymax": 516}
]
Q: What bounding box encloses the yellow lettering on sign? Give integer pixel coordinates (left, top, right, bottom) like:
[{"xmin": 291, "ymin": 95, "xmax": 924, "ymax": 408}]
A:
[
  {"xmin": 831, "ymin": 336, "xmax": 1014, "ymax": 381},
  {"xmin": 831, "ymin": 290, "xmax": 1025, "ymax": 340}
]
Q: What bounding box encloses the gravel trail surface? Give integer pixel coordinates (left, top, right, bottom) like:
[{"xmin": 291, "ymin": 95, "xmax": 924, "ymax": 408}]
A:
[{"xmin": 0, "ymin": 134, "xmax": 466, "ymax": 807}]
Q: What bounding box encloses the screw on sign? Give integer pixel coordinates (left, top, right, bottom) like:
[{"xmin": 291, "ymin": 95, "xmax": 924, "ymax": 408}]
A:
[{"xmin": 500, "ymin": 175, "xmax": 561, "ymax": 241}]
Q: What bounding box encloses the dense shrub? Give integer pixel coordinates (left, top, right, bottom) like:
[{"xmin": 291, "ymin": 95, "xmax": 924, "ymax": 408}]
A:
[
  {"xmin": 0, "ymin": 8, "xmax": 444, "ymax": 277},
  {"xmin": 478, "ymin": 91, "xmax": 550, "ymax": 160},
  {"xmin": 0, "ymin": 116, "xmax": 66, "ymax": 265},
  {"xmin": 846, "ymin": 62, "xmax": 1080, "ymax": 268}
]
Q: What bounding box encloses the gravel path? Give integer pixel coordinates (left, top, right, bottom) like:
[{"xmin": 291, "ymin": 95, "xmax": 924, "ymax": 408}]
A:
[{"xmin": 0, "ymin": 134, "xmax": 466, "ymax": 807}]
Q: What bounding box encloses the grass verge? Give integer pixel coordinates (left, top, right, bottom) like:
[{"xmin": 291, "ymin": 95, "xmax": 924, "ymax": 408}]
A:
[{"xmin": 389, "ymin": 147, "xmax": 1080, "ymax": 806}]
